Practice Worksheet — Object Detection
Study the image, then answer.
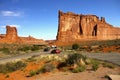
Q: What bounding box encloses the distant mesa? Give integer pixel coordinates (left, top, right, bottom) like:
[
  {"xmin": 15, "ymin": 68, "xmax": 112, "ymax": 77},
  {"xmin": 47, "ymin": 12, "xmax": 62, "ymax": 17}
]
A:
[
  {"xmin": 0, "ymin": 25, "xmax": 45, "ymax": 44},
  {"xmin": 54, "ymin": 10, "xmax": 120, "ymax": 45}
]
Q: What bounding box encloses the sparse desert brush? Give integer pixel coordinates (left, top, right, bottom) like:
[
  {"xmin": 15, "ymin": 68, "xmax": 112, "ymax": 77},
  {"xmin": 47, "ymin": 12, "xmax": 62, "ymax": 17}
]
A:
[
  {"xmin": 102, "ymin": 62, "xmax": 115, "ymax": 69},
  {"xmin": 66, "ymin": 53, "xmax": 87, "ymax": 66},
  {"xmin": 28, "ymin": 70, "xmax": 37, "ymax": 77},
  {"xmin": 0, "ymin": 61, "xmax": 26, "ymax": 73},
  {"xmin": 40, "ymin": 63, "xmax": 56, "ymax": 73},
  {"xmin": 72, "ymin": 43, "xmax": 79, "ymax": 50},
  {"xmin": 0, "ymin": 47, "xmax": 10, "ymax": 54},
  {"xmin": 72, "ymin": 66, "xmax": 86, "ymax": 73},
  {"xmin": 91, "ymin": 59, "xmax": 100, "ymax": 71},
  {"xmin": 26, "ymin": 56, "xmax": 36, "ymax": 62}
]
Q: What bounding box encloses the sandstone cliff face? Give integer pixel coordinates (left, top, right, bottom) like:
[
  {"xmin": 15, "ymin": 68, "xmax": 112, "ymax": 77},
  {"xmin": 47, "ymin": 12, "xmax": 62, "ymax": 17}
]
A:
[{"xmin": 56, "ymin": 11, "xmax": 120, "ymax": 43}]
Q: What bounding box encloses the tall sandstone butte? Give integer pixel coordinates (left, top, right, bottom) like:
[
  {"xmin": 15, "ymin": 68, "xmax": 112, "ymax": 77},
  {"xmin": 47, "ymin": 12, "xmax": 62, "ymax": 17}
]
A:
[
  {"xmin": 0, "ymin": 25, "xmax": 20, "ymax": 43},
  {"xmin": 0, "ymin": 25, "xmax": 45, "ymax": 44},
  {"xmin": 5, "ymin": 25, "xmax": 20, "ymax": 43},
  {"xmin": 56, "ymin": 11, "xmax": 120, "ymax": 44}
]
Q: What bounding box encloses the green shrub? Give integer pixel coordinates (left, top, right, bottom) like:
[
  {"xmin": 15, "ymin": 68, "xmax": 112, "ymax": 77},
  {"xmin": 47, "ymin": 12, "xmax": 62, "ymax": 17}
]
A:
[
  {"xmin": 103, "ymin": 63, "xmax": 115, "ymax": 69},
  {"xmin": 40, "ymin": 63, "xmax": 55, "ymax": 73},
  {"xmin": 72, "ymin": 44, "xmax": 79, "ymax": 50},
  {"xmin": 72, "ymin": 66, "xmax": 86, "ymax": 73},
  {"xmin": 0, "ymin": 61, "xmax": 26, "ymax": 73},
  {"xmin": 29, "ymin": 70, "xmax": 37, "ymax": 77},
  {"xmin": 17, "ymin": 45, "xmax": 40, "ymax": 52},
  {"xmin": 26, "ymin": 56, "xmax": 36, "ymax": 62},
  {"xmin": 27, "ymin": 68, "xmax": 43, "ymax": 77},
  {"xmin": 31, "ymin": 45, "xmax": 39, "ymax": 51},
  {"xmin": 17, "ymin": 46, "xmax": 31, "ymax": 52},
  {"xmin": 91, "ymin": 60, "xmax": 100, "ymax": 71},
  {"xmin": 66, "ymin": 53, "xmax": 86, "ymax": 66},
  {"xmin": 0, "ymin": 47, "xmax": 10, "ymax": 53}
]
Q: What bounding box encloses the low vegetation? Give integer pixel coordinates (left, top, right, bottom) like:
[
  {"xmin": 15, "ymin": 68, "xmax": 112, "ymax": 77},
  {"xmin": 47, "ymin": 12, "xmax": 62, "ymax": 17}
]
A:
[
  {"xmin": 66, "ymin": 53, "xmax": 86, "ymax": 65},
  {"xmin": 72, "ymin": 66, "xmax": 86, "ymax": 73},
  {"xmin": 0, "ymin": 61, "xmax": 26, "ymax": 73},
  {"xmin": 102, "ymin": 62, "xmax": 115, "ymax": 69},
  {"xmin": 40, "ymin": 63, "xmax": 56, "ymax": 73},
  {"xmin": 0, "ymin": 44, "xmax": 46, "ymax": 58},
  {"xmin": 91, "ymin": 59, "xmax": 100, "ymax": 71},
  {"xmin": 0, "ymin": 51, "xmax": 119, "ymax": 79},
  {"xmin": 72, "ymin": 43, "xmax": 79, "ymax": 50}
]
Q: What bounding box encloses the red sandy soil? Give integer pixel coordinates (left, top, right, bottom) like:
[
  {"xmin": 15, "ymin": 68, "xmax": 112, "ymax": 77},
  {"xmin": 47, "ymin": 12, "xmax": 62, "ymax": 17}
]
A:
[
  {"xmin": 0, "ymin": 60, "xmax": 120, "ymax": 80},
  {"xmin": 0, "ymin": 67, "xmax": 120, "ymax": 80},
  {"xmin": 103, "ymin": 46, "xmax": 120, "ymax": 53}
]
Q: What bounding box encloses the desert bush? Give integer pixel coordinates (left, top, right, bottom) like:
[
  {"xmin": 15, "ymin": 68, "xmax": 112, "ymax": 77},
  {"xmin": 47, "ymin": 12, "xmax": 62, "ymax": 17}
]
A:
[
  {"xmin": 91, "ymin": 59, "xmax": 100, "ymax": 71},
  {"xmin": 26, "ymin": 56, "xmax": 36, "ymax": 62},
  {"xmin": 0, "ymin": 61, "xmax": 26, "ymax": 73},
  {"xmin": 28, "ymin": 70, "xmax": 37, "ymax": 77},
  {"xmin": 17, "ymin": 46, "xmax": 31, "ymax": 52},
  {"xmin": 66, "ymin": 53, "xmax": 86, "ymax": 66},
  {"xmin": 72, "ymin": 44, "xmax": 79, "ymax": 50},
  {"xmin": 40, "ymin": 63, "xmax": 56, "ymax": 73},
  {"xmin": 0, "ymin": 47, "xmax": 10, "ymax": 53},
  {"xmin": 31, "ymin": 45, "xmax": 39, "ymax": 51},
  {"xmin": 72, "ymin": 66, "xmax": 86, "ymax": 73},
  {"xmin": 102, "ymin": 63, "xmax": 115, "ymax": 69},
  {"xmin": 17, "ymin": 45, "xmax": 40, "ymax": 52}
]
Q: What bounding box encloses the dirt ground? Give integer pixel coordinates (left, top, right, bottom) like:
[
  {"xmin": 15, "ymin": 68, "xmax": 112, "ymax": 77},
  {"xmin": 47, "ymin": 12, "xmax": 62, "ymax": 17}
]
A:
[{"xmin": 0, "ymin": 61, "xmax": 120, "ymax": 80}]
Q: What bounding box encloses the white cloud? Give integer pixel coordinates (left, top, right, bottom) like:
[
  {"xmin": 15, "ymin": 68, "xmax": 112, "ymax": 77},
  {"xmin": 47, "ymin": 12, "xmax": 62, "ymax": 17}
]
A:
[{"xmin": 1, "ymin": 11, "xmax": 22, "ymax": 16}]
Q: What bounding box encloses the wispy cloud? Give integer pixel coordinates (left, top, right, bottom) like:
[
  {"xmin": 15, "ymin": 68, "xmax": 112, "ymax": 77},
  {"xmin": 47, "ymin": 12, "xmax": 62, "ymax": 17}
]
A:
[{"xmin": 1, "ymin": 11, "xmax": 22, "ymax": 17}]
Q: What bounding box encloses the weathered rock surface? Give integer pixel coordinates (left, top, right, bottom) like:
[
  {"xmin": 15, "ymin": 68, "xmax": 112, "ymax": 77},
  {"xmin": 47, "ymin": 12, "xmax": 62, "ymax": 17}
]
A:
[
  {"xmin": 56, "ymin": 11, "xmax": 120, "ymax": 45},
  {"xmin": 0, "ymin": 26, "xmax": 45, "ymax": 44}
]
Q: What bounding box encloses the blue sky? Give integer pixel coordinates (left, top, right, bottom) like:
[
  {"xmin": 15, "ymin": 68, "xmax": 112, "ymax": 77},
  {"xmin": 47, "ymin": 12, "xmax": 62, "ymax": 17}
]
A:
[{"xmin": 0, "ymin": 0, "xmax": 120, "ymax": 40}]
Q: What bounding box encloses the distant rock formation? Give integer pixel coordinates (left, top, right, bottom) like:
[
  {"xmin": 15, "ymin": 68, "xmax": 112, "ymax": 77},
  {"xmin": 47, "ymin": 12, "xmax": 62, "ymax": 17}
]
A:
[
  {"xmin": 5, "ymin": 25, "xmax": 20, "ymax": 43},
  {"xmin": 20, "ymin": 35, "xmax": 45, "ymax": 44},
  {"xmin": 55, "ymin": 11, "xmax": 120, "ymax": 45},
  {"xmin": 0, "ymin": 25, "xmax": 45, "ymax": 44}
]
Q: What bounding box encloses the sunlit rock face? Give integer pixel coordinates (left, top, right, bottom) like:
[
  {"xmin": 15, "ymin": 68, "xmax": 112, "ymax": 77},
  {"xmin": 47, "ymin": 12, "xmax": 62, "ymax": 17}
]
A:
[
  {"xmin": 0, "ymin": 25, "xmax": 21, "ymax": 43},
  {"xmin": 5, "ymin": 25, "xmax": 19, "ymax": 43},
  {"xmin": 0, "ymin": 26, "xmax": 46, "ymax": 44},
  {"xmin": 56, "ymin": 11, "xmax": 120, "ymax": 43}
]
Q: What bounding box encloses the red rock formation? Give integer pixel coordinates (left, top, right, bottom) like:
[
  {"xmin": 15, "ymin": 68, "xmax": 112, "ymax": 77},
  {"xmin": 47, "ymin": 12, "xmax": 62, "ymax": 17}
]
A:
[
  {"xmin": 56, "ymin": 11, "xmax": 120, "ymax": 45},
  {"xmin": 0, "ymin": 25, "xmax": 21, "ymax": 43},
  {"xmin": 5, "ymin": 25, "xmax": 20, "ymax": 43},
  {"xmin": 20, "ymin": 35, "xmax": 45, "ymax": 44},
  {"xmin": 0, "ymin": 25, "xmax": 46, "ymax": 44}
]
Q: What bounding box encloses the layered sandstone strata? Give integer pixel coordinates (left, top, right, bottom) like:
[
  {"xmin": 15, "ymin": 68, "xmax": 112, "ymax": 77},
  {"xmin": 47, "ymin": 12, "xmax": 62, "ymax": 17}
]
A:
[{"xmin": 56, "ymin": 11, "xmax": 120, "ymax": 43}]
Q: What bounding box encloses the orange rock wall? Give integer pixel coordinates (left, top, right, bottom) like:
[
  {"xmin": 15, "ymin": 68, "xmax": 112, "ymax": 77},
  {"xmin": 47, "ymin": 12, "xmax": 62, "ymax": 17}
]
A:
[{"xmin": 56, "ymin": 11, "xmax": 120, "ymax": 42}]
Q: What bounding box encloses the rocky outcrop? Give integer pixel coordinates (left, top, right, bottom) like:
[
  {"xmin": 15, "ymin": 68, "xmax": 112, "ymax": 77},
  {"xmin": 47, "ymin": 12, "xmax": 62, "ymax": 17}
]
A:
[
  {"xmin": 0, "ymin": 25, "xmax": 45, "ymax": 44},
  {"xmin": 0, "ymin": 25, "xmax": 21, "ymax": 43},
  {"xmin": 20, "ymin": 35, "xmax": 46, "ymax": 44},
  {"xmin": 56, "ymin": 11, "xmax": 120, "ymax": 44},
  {"xmin": 5, "ymin": 25, "xmax": 20, "ymax": 43}
]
